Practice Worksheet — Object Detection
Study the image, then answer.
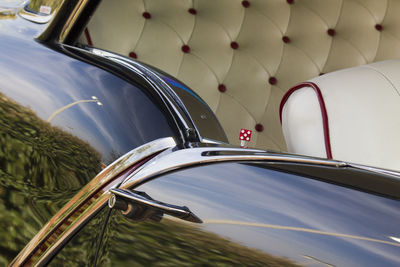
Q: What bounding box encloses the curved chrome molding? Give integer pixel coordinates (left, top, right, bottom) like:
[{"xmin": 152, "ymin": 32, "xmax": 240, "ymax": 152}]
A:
[
  {"xmin": 59, "ymin": 0, "xmax": 88, "ymax": 42},
  {"xmin": 11, "ymin": 137, "xmax": 177, "ymax": 266},
  {"xmin": 89, "ymin": 48, "xmax": 221, "ymax": 143},
  {"xmin": 19, "ymin": 7, "xmax": 53, "ymax": 24},
  {"xmin": 120, "ymin": 147, "xmax": 349, "ymax": 189}
]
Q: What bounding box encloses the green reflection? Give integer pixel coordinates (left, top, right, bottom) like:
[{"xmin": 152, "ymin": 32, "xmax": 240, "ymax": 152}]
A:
[
  {"xmin": 97, "ymin": 211, "xmax": 302, "ymax": 266},
  {"xmin": 28, "ymin": 0, "xmax": 63, "ymax": 14},
  {"xmin": 49, "ymin": 207, "xmax": 108, "ymax": 266},
  {"xmin": 0, "ymin": 92, "xmax": 101, "ymax": 264}
]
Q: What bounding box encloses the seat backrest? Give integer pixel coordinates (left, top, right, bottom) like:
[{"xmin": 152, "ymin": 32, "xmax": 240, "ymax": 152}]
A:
[
  {"xmin": 81, "ymin": 0, "xmax": 400, "ymax": 151},
  {"xmin": 280, "ymin": 59, "xmax": 400, "ymax": 170}
]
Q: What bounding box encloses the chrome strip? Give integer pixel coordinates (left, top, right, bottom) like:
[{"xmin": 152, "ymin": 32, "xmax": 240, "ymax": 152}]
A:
[
  {"xmin": 201, "ymin": 137, "xmax": 227, "ymax": 145},
  {"xmin": 120, "ymin": 147, "xmax": 349, "ymax": 189},
  {"xmin": 347, "ymin": 163, "xmax": 400, "ymax": 178},
  {"xmin": 19, "ymin": 7, "xmax": 53, "ymax": 24},
  {"xmin": 11, "ymin": 137, "xmax": 177, "ymax": 266},
  {"xmin": 110, "ymin": 188, "xmax": 190, "ymax": 215},
  {"xmin": 59, "ymin": 0, "xmax": 88, "ymax": 42},
  {"xmin": 89, "ymin": 48, "xmax": 199, "ymax": 141}
]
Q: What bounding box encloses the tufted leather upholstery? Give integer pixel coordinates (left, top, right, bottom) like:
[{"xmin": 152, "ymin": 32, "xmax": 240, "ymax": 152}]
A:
[
  {"xmin": 80, "ymin": 0, "xmax": 400, "ymax": 151},
  {"xmin": 281, "ymin": 59, "xmax": 400, "ymax": 171}
]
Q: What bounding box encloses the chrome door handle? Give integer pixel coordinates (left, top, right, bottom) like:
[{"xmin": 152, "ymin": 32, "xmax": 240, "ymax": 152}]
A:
[{"xmin": 109, "ymin": 188, "xmax": 202, "ymax": 223}]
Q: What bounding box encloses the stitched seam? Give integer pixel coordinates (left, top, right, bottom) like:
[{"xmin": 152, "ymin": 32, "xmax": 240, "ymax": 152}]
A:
[
  {"xmin": 301, "ymin": 2, "xmax": 330, "ymax": 26},
  {"xmin": 321, "ymin": 0, "xmax": 344, "ymax": 72},
  {"xmin": 374, "ymin": 0, "xmax": 389, "ymax": 61},
  {"xmin": 337, "ymin": 35, "xmax": 369, "ymax": 63},
  {"xmin": 362, "ymin": 65, "xmax": 400, "ymax": 97}
]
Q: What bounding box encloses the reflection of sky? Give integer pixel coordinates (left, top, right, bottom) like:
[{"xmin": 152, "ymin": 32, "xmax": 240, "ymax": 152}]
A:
[
  {"xmin": 0, "ymin": 17, "xmax": 176, "ymax": 163},
  {"xmin": 138, "ymin": 162, "xmax": 400, "ymax": 266}
]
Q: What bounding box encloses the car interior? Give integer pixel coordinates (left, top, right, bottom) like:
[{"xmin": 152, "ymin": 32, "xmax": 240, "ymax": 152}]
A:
[{"xmin": 77, "ymin": 0, "xmax": 400, "ymax": 171}]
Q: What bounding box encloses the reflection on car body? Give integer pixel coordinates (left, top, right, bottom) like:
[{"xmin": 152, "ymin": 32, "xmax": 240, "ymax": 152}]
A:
[{"xmin": 0, "ymin": 0, "xmax": 399, "ymax": 266}]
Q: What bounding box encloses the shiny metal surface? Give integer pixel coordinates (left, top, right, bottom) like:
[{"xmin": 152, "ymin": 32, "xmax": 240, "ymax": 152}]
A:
[
  {"xmin": 101, "ymin": 162, "xmax": 400, "ymax": 266},
  {"xmin": 0, "ymin": 12, "xmax": 182, "ymax": 263},
  {"xmin": 109, "ymin": 188, "xmax": 202, "ymax": 223},
  {"xmin": 120, "ymin": 147, "xmax": 348, "ymax": 189},
  {"xmin": 19, "ymin": 6, "xmax": 53, "ymax": 24},
  {"xmin": 89, "ymin": 48, "xmax": 193, "ymax": 141},
  {"xmin": 0, "ymin": 16, "xmax": 179, "ymax": 164},
  {"xmin": 1, "ymin": 1, "xmax": 399, "ymax": 265},
  {"xmin": 0, "ymin": 7, "xmax": 197, "ymax": 264},
  {"xmin": 120, "ymin": 146, "xmax": 400, "ymax": 201},
  {"xmin": 59, "ymin": 0, "xmax": 88, "ymax": 42},
  {"xmin": 88, "ymin": 47, "xmax": 228, "ymax": 143},
  {"xmin": 11, "ymin": 137, "xmax": 176, "ymax": 266},
  {"xmin": 200, "ymin": 137, "xmax": 227, "ymax": 145},
  {"xmin": 110, "ymin": 188, "xmax": 190, "ymax": 216},
  {"xmin": 348, "ymin": 162, "xmax": 400, "ymax": 177}
]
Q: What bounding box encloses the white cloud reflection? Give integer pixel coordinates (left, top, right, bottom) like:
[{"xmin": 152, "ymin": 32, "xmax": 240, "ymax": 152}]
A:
[{"xmin": 137, "ymin": 162, "xmax": 400, "ymax": 266}]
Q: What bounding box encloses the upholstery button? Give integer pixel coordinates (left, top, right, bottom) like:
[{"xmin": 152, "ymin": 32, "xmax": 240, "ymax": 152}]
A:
[
  {"xmin": 327, "ymin": 28, "xmax": 336, "ymax": 36},
  {"xmin": 282, "ymin": 36, "xmax": 291, "ymax": 43},
  {"xmin": 287, "ymin": 0, "xmax": 294, "ymax": 4},
  {"xmin": 319, "ymin": 72, "xmax": 325, "ymax": 76},
  {"xmin": 255, "ymin": 124, "xmax": 264, "ymax": 132},
  {"xmin": 269, "ymin": 77, "xmax": 277, "ymax": 85},
  {"xmin": 142, "ymin": 12, "xmax": 151, "ymax": 19},
  {"xmin": 129, "ymin": 52, "xmax": 137, "ymax": 59},
  {"xmin": 231, "ymin": 41, "xmax": 239, "ymax": 49},
  {"xmin": 188, "ymin": 8, "xmax": 197, "ymax": 15},
  {"xmin": 375, "ymin": 24, "xmax": 383, "ymax": 31},
  {"xmin": 182, "ymin": 45, "xmax": 191, "ymax": 53},
  {"xmin": 242, "ymin": 1, "xmax": 250, "ymax": 8},
  {"xmin": 218, "ymin": 84, "xmax": 227, "ymax": 93}
]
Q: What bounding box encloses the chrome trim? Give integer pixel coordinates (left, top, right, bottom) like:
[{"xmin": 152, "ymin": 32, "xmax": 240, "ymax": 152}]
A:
[
  {"xmin": 110, "ymin": 188, "xmax": 188, "ymax": 215},
  {"xmin": 109, "ymin": 188, "xmax": 202, "ymax": 223},
  {"xmin": 59, "ymin": 0, "xmax": 88, "ymax": 43},
  {"xmin": 19, "ymin": 7, "xmax": 53, "ymax": 24},
  {"xmin": 11, "ymin": 137, "xmax": 177, "ymax": 266},
  {"xmin": 120, "ymin": 147, "xmax": 348, "ymax": 189},
  {"xmin": 201, "ymin": 137, "xmax": 227, "ymax": 145},
  {"xmin": 89, "ymin": 48, "xmax": 202, "ymax": 142},
  {"xmin": 347, "ymin": 163, "xmax": 400, "ymax": 178}
]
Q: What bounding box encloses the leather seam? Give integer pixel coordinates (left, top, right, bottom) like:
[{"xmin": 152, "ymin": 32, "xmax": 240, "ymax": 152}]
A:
[
  {"xmin": 362, "ymin": 65, "xmax": 400, "ymax": 97},
  {"xmin": 279, "ymin": 82, "xmax": 333, "ymax": 159},
  {"xmin": 84, "ymin": 28, "xmax": 93, "ymax": 46}
]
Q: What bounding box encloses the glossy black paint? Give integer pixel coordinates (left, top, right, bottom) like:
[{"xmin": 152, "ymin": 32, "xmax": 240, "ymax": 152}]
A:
[
  {"xmin": 100, "ymin": 162, "xmax": 400, "ymax": 266},
  {"xmin": 0, "ymin": 12, "xmax": 179, "ymax": 263},
  {"xmin": 0, "ymin": 16, "xmax": 180, "ymax": 162},
  {"xmin": 1, "ymin": 2, "xmax": 400, "ymax": 266}
]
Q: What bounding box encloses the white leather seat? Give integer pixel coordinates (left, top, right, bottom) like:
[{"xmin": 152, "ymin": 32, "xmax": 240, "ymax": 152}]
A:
[{"xmin": 280, "ymin": 59, "xmax": 400, "ymax": 170}]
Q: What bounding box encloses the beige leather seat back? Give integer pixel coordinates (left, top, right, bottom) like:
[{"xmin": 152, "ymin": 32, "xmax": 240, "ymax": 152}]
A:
[
  {"xmin": 80, "ymin": 0, "xmax": 400, "ymax": 151},
  {"xmin": 281, "ymin": 59, "xmax": 400, "ymax": 170}
]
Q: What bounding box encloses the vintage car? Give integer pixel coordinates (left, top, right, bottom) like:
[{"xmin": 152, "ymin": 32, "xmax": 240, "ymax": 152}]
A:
[{"xmin": 0, "ymin": 0, "xmax": 400, "ymax": 266}]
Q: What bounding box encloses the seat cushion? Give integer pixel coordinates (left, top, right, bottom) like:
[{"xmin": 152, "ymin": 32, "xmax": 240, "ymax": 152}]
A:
[{"xmin": 280, "ymin": 59, "xmax": 400, "ymax": 170}]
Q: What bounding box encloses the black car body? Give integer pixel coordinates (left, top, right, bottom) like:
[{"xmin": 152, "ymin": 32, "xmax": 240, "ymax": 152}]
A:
[{"xmin": 0, "ymin": 0, "xmax": 399, "ymax": 266}]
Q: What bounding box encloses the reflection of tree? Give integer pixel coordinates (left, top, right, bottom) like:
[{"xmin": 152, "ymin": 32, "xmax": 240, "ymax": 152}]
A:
[
  {"xmin": 96, "ymin": 213, "xmax": 301, "ymax": 266},
  {"xmin": 0, "ymin": 14, "xmax": 16, "ymax": 20},
  {"xmin": 28, "ymin": 0, "xmax": 63, "ymax": 13},
  {"xmin": 0, "ymin": 92, "xmax": 102, "ymax": 265}
]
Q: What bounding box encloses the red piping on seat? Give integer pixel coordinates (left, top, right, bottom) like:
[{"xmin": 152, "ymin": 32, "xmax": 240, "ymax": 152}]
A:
[
  {"xmin": 84, "ymin": 28, "xmax": 93, "ymax": 46},
  {"xmin": 279, "ymin": 82, "xmax": 333, "ymax": 159}
]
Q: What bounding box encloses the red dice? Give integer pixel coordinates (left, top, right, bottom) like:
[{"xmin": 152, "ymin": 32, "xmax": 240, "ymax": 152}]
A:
[{"xmin": 239, "ymin": 129, "xmax": 252, "ymax": 141}]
